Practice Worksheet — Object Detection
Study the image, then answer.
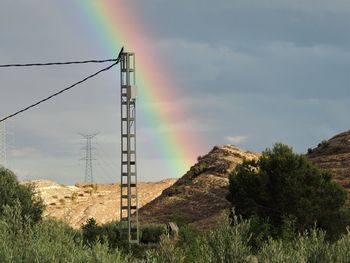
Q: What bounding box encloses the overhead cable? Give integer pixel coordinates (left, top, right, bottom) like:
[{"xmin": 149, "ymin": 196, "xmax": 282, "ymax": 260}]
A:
[
  {"xmin": 0, "ymin": 60, "xmax": 120, "ymax": 123},
  {"xmin": 0, "ymin": 58, "xmax": 118, "ymax": 68}
]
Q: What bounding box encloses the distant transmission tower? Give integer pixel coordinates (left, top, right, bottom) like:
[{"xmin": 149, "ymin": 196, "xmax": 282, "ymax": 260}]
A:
[
  {"xmin": 80, "ymin": 133, "xmax": 98, "ymax": 183},
  {"xmin": 120, "ymin": 51, "xmax": 139, "ymax": 243},
  {"xmin": 0, "ymin": 121, "xmax": 7, "ymax": 168}
]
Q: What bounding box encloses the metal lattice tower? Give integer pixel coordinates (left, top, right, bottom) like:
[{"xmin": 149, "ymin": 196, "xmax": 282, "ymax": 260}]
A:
[
  {"xmin": 0, "ymin": 121, "xmax": 7, "ymax": 168},
  {"xmin": 120, "ymin": 52, "xmax": 139, "ymax": 243},
  {"xmin": 80, "ymin": 133, "xmax": 98, "ymax": 183}
]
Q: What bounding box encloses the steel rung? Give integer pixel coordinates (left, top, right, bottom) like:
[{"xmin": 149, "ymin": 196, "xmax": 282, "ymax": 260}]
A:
[
  {"xmin": 121, "ymin": 206, "xmax": 137, "ymax": 210},
  {"xmin": 121, "ymin": 161, "xmax": 136, "ymax": 165},
  {"xmin": 121, "ymin": 173, "xmax": 136, "ymax": 176},
  {"xmin": 121, "ymin": 195, "xmax": 137, "ymax": 198},
  {"xmin": 121, "ymin": 185, "xmax": 137, "ymax": 188}
]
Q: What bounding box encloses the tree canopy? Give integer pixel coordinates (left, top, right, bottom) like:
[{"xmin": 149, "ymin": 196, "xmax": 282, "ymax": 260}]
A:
[
  {"xmin": 0, "ymin": 167, "xmax": 44, "ymax": 223},
  {"xmin": 227, "ymin": 143, "xmax": 350, "ymax": 238}
]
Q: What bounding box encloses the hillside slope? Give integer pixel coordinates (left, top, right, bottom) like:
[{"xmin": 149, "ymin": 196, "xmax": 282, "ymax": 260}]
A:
[
  {"xmin": 30, "ymin": 131, "xmax": 350, "ymax": 230},
  {"xmin": 308, "ymin": 130, "xmax": 350, "ymax": 205},
  {"xmin": 138, "ymin": 145, "xmax": 260, "ymax": 228},
  {"xmin": 29, "ymin": 179, "xmax": 176, "ymax": 228}
]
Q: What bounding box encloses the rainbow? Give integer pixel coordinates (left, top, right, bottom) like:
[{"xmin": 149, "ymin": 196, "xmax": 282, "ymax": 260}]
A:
[{"xmin": 73, "ymin": 0, "xmax": 201, "ymax": 177}]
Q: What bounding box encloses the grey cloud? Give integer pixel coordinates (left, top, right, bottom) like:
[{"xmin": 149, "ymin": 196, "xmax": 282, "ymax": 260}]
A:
[
  {"xmin": 156, "ymin": 38, "xmax": 350, "ymax": 100},
  {"xmin": 135, "ymin": 0, "xmax": 350, "ymax": 48},
  {"xmin": 1, "ymin": 0, "xmax": 349, "ymax": 183}
]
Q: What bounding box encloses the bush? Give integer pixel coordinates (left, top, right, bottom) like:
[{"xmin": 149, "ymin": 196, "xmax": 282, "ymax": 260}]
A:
[
  {"xmin": 82, "ymin": 218, "xmax": 101, "ymax": 245},
  {"xmin": 0, "ymin": 204, "xmax": 130, "ymax": 263},
  {"xmin": 145, "ymin": 215, "xmax": 252, "ymax": 263},
  {"xmin": 257, "ymin": 229, "xmax": 333, "ymax": 263},
  {"xmin": 140, "ymin": 224, "xmax": 166, "ymax": 244},
  {"xmin": 227, "ymin": 143, "xmax": 350, "ymax": 239},
  {"xmin": 196, "ymin": 215, "xmax": 252, "ymax": 263},
  {"xmin": 0, "ymin": 167, "xmax": 44, "ymax": 223},
  {"xmin": 145, "ymin": 216, "xmax": 350, "ymax": 262},
  {"xmin": 82, "ymin": 219, "xmax": 167, "ymax": 247},
  {"xmin": 145, "ymin": 237, "xmax": 186, "ymax": 263},
  {"xmin": 5, "ymin": 205, "xmax": 350, "ymax": 262},
  {"xmin": 178, "ymin": 225, "xmax": 201, "ymax": 247},
  {"xmin": 82, "ymin": 218, "xmax": 123, "ymax": 249}
]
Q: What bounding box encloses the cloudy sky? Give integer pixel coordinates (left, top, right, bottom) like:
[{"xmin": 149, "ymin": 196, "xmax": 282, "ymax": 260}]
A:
[{"xmin": 0, "ymin": 0, "xmax": 349, "ymax": 184}]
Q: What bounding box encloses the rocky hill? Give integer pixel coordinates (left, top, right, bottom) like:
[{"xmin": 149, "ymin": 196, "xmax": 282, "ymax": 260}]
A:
[
  {"xmin": 30, "ymin": 131, "xmax": 350, "ymax": 230},
  {"xmin": 138, "ymin": 132, "xmax": 350, "ymax": 228},
  {"xmin": 307, "ymin": 130, "xmax": 350, "ymax": 205},
  {"xmin": 29, "ymin": 179, "xmax": 176, "ymax": 228},
  {"xmin": 138, "ymin": 145, "xmax": 260, "ymax": 228}
]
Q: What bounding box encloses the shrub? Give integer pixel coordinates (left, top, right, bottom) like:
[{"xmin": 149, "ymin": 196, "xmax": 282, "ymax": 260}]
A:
[
  {"xmin": 145, "ymin": 237, "xmax": 186, "ymax": 263},
  {"xmin": 82, "ymin": 218, "xmax": 125, "ymax": 250},
  {"xmin": 0, "ymin": 204, "xmax": 130, "ymax": 263},
  {"xmin": 82, "ymin": 219, "xmax": 168, "ymax": 247},
  {"xmin": 196, "ymin": 215, "xmax": 252, "ymax": 263},
  {"xmin": 318, "ymin": 140, "xmax": 329, "ymax": 148},
  {"xmin": 146, "ymin": 215, "xmax": 252, "ymax": 263},
  {"xmin": 227, "ymin": 143, "xmax": 350, "ymax": 239},
  {"xmin": 330, "ymin": 229, "xmax": 350, "ymax": 261},
  {"xmin": 82, "ymin": 218, "xmax": 101, "ymax": 245},
  {"xmin": 176, "ymin": 225, "xmax": 204, "ymax": 263},
  {"xmin": 71, "ymin": 192, "xmax": 78, "ymax": 201},
  {"xmin": 178, "ymin": 225, "xmax": 201, "ymax": 246},
  {"xmin": 0, "ymin": 167, "xmax": 44, "ymax": 223},
  {"xmin": 257, "ymin": 229, "xmax": 333, "ymax": 263},
  {"xmin": 140, "ymin": 224, "xmax": 166, "ymax": 244}
]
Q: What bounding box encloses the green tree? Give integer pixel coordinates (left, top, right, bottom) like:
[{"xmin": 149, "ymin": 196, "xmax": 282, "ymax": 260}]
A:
[
  {"xmin": 0, "ymin": 167, "xmax": 44, "ymax": 223},
  {"xmin": 227, "ymin": 143, "xmax": 350, "ymax": 238},
  {"xmin": 81, "ymin": 218, "xmax": 125, "ymax": 249}
]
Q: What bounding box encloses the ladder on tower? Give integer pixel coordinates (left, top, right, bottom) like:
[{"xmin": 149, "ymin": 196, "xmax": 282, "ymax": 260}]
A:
[{"xmin": 120, "ymin": 52, "xmax": 139, "ymax": 243}]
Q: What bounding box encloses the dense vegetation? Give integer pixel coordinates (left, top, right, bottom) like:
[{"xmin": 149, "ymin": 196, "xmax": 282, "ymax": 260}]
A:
[
  {"xmin": 2, "ymin": 206, "xmax": 350, "ymax": 262},
  {"xmin": 0, "ymin": 167, "xmax": 44, "ymax": 223},
  {"xmin": 227, "ymin": 143, "xmax": 350, "ymax": 240},
  {"xmin": 1, "ymin": 143, "xmax": 350, "ymax": 262},
  {"xmin": 0, "ymin": 204, "xmax": 127, "ymax": 262}
]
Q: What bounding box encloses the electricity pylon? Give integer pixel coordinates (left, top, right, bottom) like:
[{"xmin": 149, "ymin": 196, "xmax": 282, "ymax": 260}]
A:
[
  {"xmin": 80, "ymin": 133, "xmax": 98, "ymax": 183},
  {"xmin": 120, "ymin": 51, "xmax": 139, "ymax": 243}
]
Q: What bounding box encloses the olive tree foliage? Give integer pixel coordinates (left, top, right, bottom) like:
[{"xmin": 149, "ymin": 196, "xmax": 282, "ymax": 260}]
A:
[
  {"xmin": 0, "ymin": 167, "xmax": 44, "ymax": 223},
  {"xmin": 0, "ymin": 204, "xmax": 129, "ymax": 263},
  {"xmin": 227, "ymin": 143, "xmax": 350, "ymax": 238}
]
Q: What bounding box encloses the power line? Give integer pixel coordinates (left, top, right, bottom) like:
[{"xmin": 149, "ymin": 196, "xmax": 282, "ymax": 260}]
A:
[
  {"xmin": 0, "ymin": 58, "xmax": 118, "ymax": 68},
  {"xmin": 96, "ymin": 154, "xmax": 118, "ymax": 176},
  {"xmin": 0, "ymin": 60, "xmax": 119, "ymax": 123},
  {"xmin": 95, "ymin": 141, "xmax": 119, "ymax": 169},
  {"xmin": 95, "ymin": 160, "xmax": 116, "ymax": 182}
]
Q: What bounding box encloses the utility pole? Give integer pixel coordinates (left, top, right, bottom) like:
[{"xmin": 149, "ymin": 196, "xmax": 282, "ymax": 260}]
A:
[
  {"xmin": 0, "ymin": 121, "xmax": 7, "ymax": 168},
  {"xmin": 120, "ymin": 51, "xmax": 139, "ymax": 243},
  {"xmin": 80, "ymin": 133, "xmax": 98, "ymax": 183}
]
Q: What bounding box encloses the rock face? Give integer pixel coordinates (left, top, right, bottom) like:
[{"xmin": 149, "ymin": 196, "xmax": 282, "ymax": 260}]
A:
[
  {"xmin": 307, "ymin": 130, "xmax": 350, "ymax": 205},
  {"xmin": 28, "ymin": 179, "xmax": 176, "ymax": 228},
  {"xmin": 138, "ymin": 145, "xmax": 260, "ymax": 228}
]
